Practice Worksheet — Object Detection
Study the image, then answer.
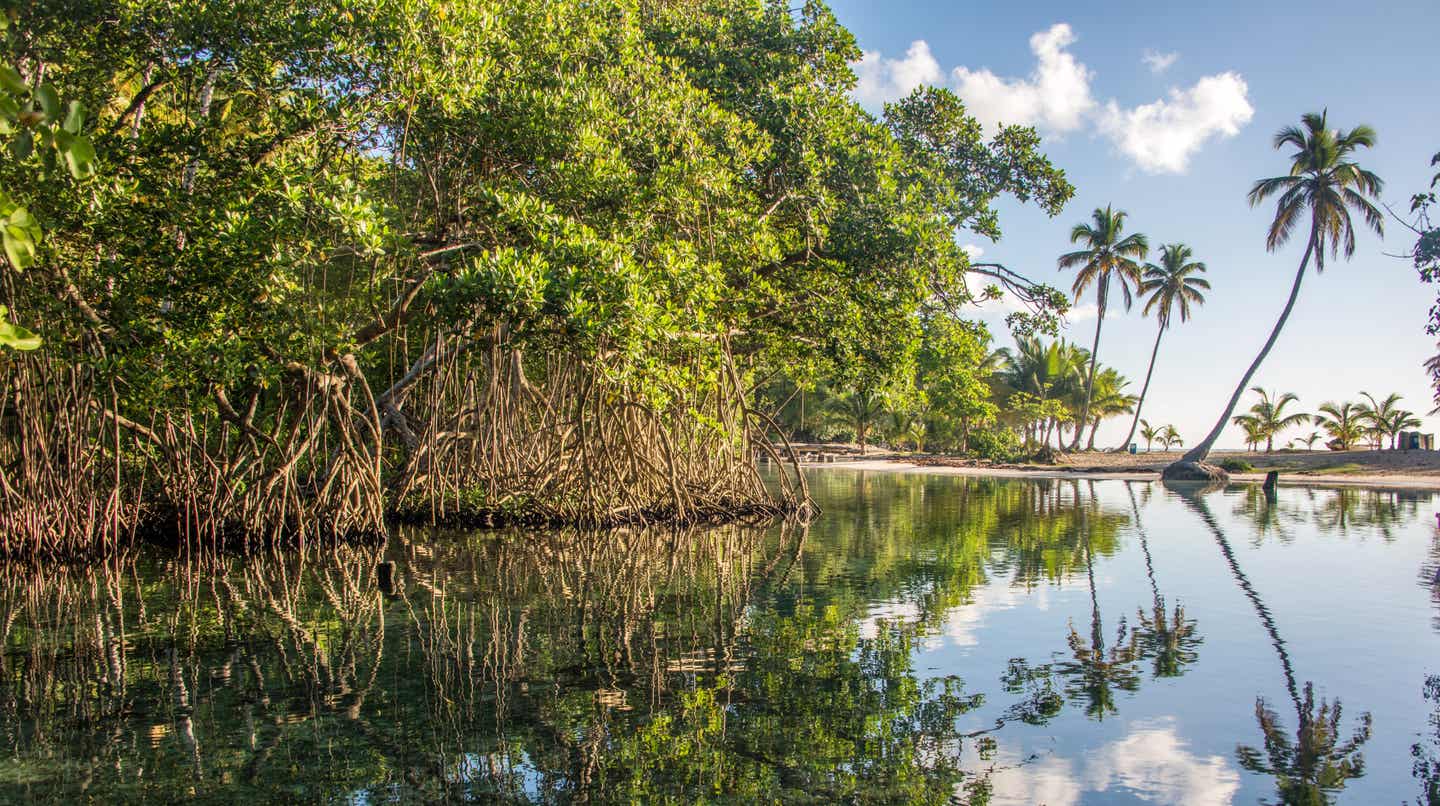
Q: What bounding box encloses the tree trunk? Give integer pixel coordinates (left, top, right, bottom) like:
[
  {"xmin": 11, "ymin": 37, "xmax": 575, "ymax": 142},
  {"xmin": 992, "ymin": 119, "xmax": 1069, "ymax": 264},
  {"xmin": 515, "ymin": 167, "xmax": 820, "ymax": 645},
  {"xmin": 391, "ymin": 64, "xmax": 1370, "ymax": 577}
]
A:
[
  {"xmin": 1072, "ymin": 277, "xmax": 1109, "ymax": 451},
  {"xmin": 1086, "ymin": 417, "xmax": 1099, "ymax": 450},
  {"xmin": 1179, "ymin": 236, "xmax": 1316, "ymax": 464},
  {"xmin": 1266, "ymin": 434, "xmax": 1274, "ymax": 453},
  {"xmin": 1118, "ymin": 325, "xmax": 1165, "ymax": 451}
]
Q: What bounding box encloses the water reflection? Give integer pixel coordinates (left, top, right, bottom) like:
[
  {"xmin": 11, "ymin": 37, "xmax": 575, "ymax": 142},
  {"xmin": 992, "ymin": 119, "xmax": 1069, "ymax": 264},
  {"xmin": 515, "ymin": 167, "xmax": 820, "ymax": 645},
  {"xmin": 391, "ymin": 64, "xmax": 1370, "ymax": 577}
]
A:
[
  {"xmin": 0, "ymin": 473, "xmax": 1433, "ymax": 802},
  {"xmin": 1174, "ymin": 485, "xmax": 1375, "ymax": 804}
]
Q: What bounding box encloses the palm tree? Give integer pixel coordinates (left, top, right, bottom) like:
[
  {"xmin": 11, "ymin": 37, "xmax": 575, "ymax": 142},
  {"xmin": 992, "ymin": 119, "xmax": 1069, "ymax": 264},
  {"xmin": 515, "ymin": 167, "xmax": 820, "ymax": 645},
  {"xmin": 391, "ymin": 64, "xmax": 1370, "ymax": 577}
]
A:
[
  {"xmin": 1139, "ymin": 419, "xmax": 1160, "ymax": 453},
  {"xmin": 1358, "ymin": 392, "xmax": 1420, "ymax": 450},
  {"xmin": 1316, "ymin": 401, "xmax": 1365, "ymax": 450},
  {"xmin": 1083, "ymin": 367, "xmax": 1135, "ymax": 450},
  {"xmin": 1158, "ymin": 425, "xmax": 1184, "ymax": 450},
  {"xmin": 1174, "ymin": 111, "xmax": 1383, "ymax": 472},
  {"xmin": 999, "ymin": 337, "xmax": 1086, "ymax": 448},
  {"xmin": 1234, "ymin": 415, "xmax": 1267, "ymax": 452},
  {"xmin": 1117, "ymin": 243, "xmax": 1209, "ymax": 451},
  {"xmin": 1299, "ymin": 431, "xmax": 1323, "ymax": 451},
  {"xmin": 1058, "ymin": 206, "xmax": 1149, "ymax": 451},
  {"xmin": 828, "ymin": 389, "xmax": 888, "ymax": 454},
  {"xmin": 1232, "ymin": 388, "xmax": 1309, "ymax": 453}
]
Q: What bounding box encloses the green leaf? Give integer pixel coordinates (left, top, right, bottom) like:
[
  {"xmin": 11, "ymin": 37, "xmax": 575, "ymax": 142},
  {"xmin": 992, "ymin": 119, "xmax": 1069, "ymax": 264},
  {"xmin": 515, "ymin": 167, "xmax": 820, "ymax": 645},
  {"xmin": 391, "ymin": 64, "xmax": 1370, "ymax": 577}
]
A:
[
  {"xmin": 34, "ymin": 83, "xmax": 60, "ymax": 120},
  {"xmin": 0, "ymin": 65, "xmax": 25, "ymax": 97},
  {"xmin": 11, "ymin": 127, "xmax": 30, "ymax": 161},
  {"xmin": 61, "ymin": 135, "xmax": 95, "ymax": 179},
  {"xmin": 62, "ymin": 99, "xmax": 84, "ymax": 134},
  {"xmin": 3, "ymin": 223, "xmax": 35, "ymax": 270},
  {"xmin": 0, "ymin": 94, "xmax": 17, "ymax": 122},
  {"xmin": 0, "ymin": 306, "xmax": 40, "ymax": 350}
]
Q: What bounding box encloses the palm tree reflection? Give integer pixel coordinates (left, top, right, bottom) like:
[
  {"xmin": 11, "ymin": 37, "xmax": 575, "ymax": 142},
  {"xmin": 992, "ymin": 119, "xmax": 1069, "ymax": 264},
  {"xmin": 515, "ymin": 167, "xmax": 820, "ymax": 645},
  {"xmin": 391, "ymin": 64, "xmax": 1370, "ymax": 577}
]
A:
[
  {"xmin": 1172, "ymin": 483, "xmax": 1372, "ymax": 804},
  {"xmin": 1055, "ymin": 487, "xmax": 1141, "ymax": 720},
  {"xmin": 1128, "ymin": 482, "xmax": 1201, "ymax": 678}
]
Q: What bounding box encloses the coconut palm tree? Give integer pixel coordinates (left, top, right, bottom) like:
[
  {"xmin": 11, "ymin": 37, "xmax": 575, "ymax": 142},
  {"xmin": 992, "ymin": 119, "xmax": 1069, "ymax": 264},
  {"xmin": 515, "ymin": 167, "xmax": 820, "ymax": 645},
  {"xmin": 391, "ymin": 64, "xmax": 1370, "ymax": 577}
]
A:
[
  {"xmin": 1234, "ymin": 416, "xmax": 1267, "ymax": 452},
  {"xmin": 1158, "ymin": 425, "xmax": 1184, "ymax": 451},
  {"xmin": 1083, "ymin": 367, "xmax": 1136, "ymax": 450},
  {"xmin": 1316, "ymin": 401, "xmax": 1366, "ymax": 450},
  {"xmin": 827, "ymin": 389, "xmax": 888, "ymax": 454},
  {"xmin": 999, "ymin": 337, "xmax": 1086, "ymax": 448},
  {"xmin": 1358, "ymin": 392, "xmax": 1421, "ymax": 450},
  {"xmin": 1057, "ymin": 206, "xmax": 1149, "ymax": 451},
  {"xmin": 1231, "ymin": 388, "xmax": 1310, "ymax": 453},
  {"xmin": 1298, "ymin": 431, "xmax": 1324, "ymax": 451},
  {"xmin": 1139, "ymin": 419, "xmax": 1161, "ymax": 453},
  {"xmin": 1117, "ymin": 243, "xmax": 1209, "ymax": 451},
  {"xmin": 1174, "ymin": 111, "xmax": 1383, "ymax": 473}
]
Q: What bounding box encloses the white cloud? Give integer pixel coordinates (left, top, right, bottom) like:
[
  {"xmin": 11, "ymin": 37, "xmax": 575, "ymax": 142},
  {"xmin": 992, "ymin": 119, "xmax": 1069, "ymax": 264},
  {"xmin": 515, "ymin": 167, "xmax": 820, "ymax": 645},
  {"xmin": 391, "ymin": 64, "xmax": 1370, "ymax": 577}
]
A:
[
  {"xmin": 852, "ymin": 40, "xmax": 942, "ymax": 107},
  {"xmin": 1099, "ymin": 72, "xmax": 1254, "ymax": 174},
  {"xmin": 1143, "ymin": 49, "xmax": 1179, "ymax": 74},
  {"xmin": 951, "ymin": 23, "xmax": 1096, "ymax": 134},
  {"xmin": 1083, "ymin": 720, "xmax": 1241, "ymax": 805},
  {"xmin": 854, "ymin": 26, "xmax": 1252, "ymax": 175},
  {"xmin": 973, "ymin": 291, "xmax": 1096, "ymax": 323},
  {"xmin": 974, "ymin": 721, "xmax": 1239, "ymax": 806},
  {"xmin": 961, "ymin": 243, "xmax": 986, "ymax": 260}
]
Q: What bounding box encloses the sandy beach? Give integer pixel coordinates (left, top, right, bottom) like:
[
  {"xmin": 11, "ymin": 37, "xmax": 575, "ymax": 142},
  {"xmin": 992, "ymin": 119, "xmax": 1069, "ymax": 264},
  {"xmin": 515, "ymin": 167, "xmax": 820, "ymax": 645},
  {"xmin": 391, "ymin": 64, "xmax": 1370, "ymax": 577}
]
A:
[{"xmin": 792, "ymin": 448, "xmax": 1440, "ymax": 491}]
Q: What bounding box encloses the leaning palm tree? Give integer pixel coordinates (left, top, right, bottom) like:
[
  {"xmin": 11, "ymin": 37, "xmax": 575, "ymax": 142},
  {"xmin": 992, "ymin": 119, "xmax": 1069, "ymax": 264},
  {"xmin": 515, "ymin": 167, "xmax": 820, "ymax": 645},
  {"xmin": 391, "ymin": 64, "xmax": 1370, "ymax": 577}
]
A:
[
  {"xmin": 1234, "ymin": 388, "xmax": 1310, "ymax": 453},
  {"xmin": 1117, "ymin": 243, "xmax": 1209, "ymax": 451},
  {"xmin": 1058, "ymin": 206, "xmax": 1149, "ymax": 451},
  {"xmin": 1171, "ymin": 111, "xmax": 1383, "ymax": 477},
  {"xmin": 1316, "ymin": 401, "xmax": 1366, "ymax": 450}
]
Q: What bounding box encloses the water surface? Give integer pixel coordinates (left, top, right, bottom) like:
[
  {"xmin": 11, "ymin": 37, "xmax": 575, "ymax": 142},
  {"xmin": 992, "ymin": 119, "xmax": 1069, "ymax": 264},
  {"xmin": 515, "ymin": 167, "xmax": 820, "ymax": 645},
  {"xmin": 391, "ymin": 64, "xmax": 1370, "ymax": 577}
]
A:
[{"xmin": 2, "ymin": 471, "xmax": 1438, "ymax": 804}]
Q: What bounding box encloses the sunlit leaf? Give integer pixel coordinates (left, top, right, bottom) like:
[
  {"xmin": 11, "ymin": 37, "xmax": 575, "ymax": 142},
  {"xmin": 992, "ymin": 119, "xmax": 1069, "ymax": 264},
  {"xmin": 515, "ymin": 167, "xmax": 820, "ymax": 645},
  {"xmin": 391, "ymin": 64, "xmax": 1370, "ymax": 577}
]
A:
[{"xmin": 0, "ymin": 305, "xmax": 40, "ymax": 350}]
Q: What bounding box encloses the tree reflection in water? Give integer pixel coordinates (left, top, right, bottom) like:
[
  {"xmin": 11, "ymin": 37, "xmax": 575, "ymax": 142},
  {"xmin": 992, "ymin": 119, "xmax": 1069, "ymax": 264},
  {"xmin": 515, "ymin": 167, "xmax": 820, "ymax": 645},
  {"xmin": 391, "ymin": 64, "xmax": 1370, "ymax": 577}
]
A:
[
  {"xmin": 0, "ymin": 511, "xmax": 1027, "ymax": 803},
  {"xmin": 1415, "ymin": 674, "xmax": 1440, "ymax": 806},
  {"xmin": 1127, "ymin": 481, "xmax": 1201, "ymax": 678},
  {"xmin": 1174, "ymin": 484, "xmax": 1373, "ymax": 805},
  {"xmin": 0, "ymin": 473, "xmax": 1429, "ymax": 803}
]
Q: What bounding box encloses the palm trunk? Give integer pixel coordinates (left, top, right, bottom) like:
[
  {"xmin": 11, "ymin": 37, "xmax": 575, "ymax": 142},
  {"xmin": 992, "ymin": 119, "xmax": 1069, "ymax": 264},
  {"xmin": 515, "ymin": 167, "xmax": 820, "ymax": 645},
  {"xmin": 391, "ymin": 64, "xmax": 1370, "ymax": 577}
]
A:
[
  {"xmin": 1072, "ymin": 283, "xmax": 1108, "ymax": 451},
  {"xmin": 1179, "ymin": 236, "xmax": 1316, "ymax": 464},
  {"xmin": 1086, "ymin": 417, "xmax": 1099, "ymax": 450},
  {"xmin": 1118, "ymin": 325, "xmax": 1165, "ymax": 451}
]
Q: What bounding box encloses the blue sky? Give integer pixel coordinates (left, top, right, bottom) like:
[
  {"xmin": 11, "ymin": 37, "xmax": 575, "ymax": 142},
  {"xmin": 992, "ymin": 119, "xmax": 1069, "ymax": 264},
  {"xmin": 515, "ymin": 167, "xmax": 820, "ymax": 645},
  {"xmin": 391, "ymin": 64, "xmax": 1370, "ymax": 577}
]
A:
[{"xmin": 830, "ymin": 0, "xmax": 1440, "ymax": 449}]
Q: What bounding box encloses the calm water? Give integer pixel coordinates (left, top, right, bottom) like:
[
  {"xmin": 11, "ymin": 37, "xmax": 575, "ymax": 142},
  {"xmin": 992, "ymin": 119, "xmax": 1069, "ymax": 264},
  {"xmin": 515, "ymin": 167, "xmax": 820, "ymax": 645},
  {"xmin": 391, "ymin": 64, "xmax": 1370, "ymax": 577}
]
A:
[{"xmin": 2, "ymin": 470, "xmax": 1439, "ymax": 804}]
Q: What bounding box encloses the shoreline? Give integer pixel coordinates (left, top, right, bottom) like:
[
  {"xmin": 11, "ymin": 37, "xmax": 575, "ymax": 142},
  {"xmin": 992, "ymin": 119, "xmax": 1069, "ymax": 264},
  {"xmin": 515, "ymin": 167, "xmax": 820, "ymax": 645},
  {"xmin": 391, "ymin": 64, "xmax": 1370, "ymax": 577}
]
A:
[{"xmin": 796, "ymin": 456, "xmax": 1440, "ymax": 492}]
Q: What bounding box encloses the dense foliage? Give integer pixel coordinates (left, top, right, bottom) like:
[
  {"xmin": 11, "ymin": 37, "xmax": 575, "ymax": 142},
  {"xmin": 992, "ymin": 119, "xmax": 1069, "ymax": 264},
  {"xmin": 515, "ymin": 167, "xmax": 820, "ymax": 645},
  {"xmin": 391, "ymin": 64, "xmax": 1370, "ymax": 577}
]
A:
[{"xmin": 0, "ymin": 0, "xmax": 1072, "ymax": 556}]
